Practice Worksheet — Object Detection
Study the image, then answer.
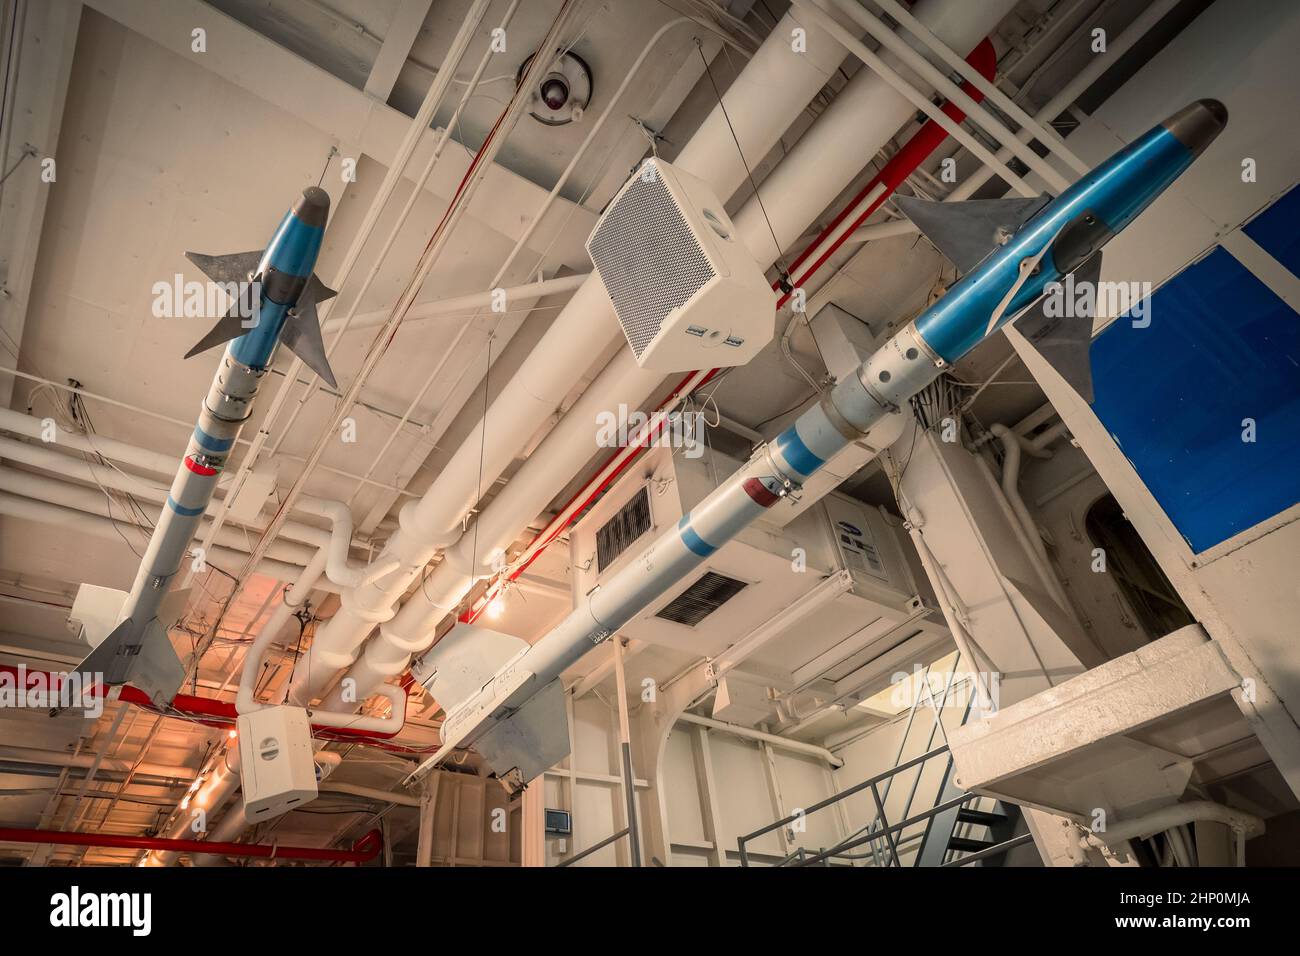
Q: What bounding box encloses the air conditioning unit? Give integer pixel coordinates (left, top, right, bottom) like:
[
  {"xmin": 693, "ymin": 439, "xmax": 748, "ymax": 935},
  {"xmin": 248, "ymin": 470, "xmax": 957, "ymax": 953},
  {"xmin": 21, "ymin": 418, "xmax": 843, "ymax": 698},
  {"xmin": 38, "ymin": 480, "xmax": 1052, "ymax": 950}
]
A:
[
  {"xmin": 569, "ymin": 443, "xmax": 950, "ymax": 723},
  {"xmin": 586, "ymin": 158, "xmax": 774, "ymax": 372}
]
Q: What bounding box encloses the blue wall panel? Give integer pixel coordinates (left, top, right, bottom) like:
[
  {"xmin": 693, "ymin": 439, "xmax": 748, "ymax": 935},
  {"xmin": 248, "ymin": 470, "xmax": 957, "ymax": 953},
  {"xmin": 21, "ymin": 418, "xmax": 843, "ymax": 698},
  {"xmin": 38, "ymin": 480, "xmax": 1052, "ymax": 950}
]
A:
[
  {"xmin": 1089, "ymin": 246, "xmax": 1300, "ymax": 553},
  {"xmin": 1244, "ymin": 183, "xmax": 1300, "ymax": 275}
]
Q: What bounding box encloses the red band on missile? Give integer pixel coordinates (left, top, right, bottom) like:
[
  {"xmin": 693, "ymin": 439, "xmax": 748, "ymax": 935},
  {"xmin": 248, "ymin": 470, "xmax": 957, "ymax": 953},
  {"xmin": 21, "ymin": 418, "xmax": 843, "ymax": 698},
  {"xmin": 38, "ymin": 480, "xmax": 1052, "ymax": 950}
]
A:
[
  {"xmin": 743, "ymin": 477, "xmax": 780, "ymax": 508},
  {"xmin": 185, "ymin": 456, "xmax": 218, "ymax": 476}
]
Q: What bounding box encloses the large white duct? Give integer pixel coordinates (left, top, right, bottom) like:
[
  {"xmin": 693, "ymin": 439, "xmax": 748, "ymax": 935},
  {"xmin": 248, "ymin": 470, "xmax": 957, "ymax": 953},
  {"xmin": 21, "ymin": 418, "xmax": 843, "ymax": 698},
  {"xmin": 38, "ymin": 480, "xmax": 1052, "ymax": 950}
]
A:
[
  {"xmin": 734, "ymin": 0, "xmax": 1020, "ymax": 264},
  {"xmin": 290, "ymin": 6, "xmax": 860, "ymax": 703},
  {"xmin": 320, "ymin": 0, "xmax": 1021, "ymax": 708}
]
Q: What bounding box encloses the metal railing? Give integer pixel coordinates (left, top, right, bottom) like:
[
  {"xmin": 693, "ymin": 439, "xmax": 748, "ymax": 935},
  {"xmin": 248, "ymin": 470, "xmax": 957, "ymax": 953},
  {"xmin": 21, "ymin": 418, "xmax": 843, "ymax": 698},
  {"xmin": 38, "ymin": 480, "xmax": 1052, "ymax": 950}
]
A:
[{"xmin": 737, "ymin": 652, "xmax": 1028, "ymax": 867}]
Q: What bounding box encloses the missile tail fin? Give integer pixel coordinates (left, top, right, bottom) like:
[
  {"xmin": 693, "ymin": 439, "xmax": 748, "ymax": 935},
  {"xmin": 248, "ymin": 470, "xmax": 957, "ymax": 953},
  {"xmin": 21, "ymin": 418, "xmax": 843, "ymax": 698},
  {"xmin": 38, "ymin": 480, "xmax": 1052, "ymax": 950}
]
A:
[
  {"xmin": 895, "ymin": 195, "xmax": 1051, "ymax": 274},
  {"xmin": 474, "ymin": 677, "xmax": 570, "ymax": 792},
  {"xmin": 1013, "ymin": 250, "xmax": 1101, "ymax": 403},
  {"xmin": 184, "ymin": 291, "xmax": 258, "ymax": 359},
  {"xmin": 415, "ymin": 623, "xmax": 530, "ymax": 716},
  {"xmin": 75, "ymin": 617, "xmax": 185, "ymax": 709},
  {"xmin": 282, "ymin": 295, "xmax": 336, "ymax": 389},
  {"xmin": 184, "ymin": 250, "xmax": 264, "ymax": 286}
]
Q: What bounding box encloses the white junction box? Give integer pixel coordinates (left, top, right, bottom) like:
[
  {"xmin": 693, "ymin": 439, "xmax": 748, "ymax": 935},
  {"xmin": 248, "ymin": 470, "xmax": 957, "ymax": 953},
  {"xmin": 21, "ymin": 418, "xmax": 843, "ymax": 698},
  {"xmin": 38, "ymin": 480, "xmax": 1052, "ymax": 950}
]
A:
[
  {"xmin": 237, "ymin": 705, "xmax": 318, "ymax": 821},
  {"xmin": 586, "ymin": 158, "xmax": 774, "ymax": 372}
]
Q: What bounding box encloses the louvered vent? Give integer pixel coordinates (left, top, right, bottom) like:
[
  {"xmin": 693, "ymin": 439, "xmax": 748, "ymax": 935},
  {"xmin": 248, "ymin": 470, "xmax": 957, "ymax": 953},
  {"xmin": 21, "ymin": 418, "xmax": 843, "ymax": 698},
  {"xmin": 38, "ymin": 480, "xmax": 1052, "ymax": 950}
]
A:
[
  {"xmin": 655, "ymin": 571, "xmax": 748, "ymax": 627},
  {"xmin": 596, "ymin": 487, "xmax": 652, "ymax": 573},
  {"xmin": 587, "ymin": 169, "xmax": 716, "ymax": 359}
]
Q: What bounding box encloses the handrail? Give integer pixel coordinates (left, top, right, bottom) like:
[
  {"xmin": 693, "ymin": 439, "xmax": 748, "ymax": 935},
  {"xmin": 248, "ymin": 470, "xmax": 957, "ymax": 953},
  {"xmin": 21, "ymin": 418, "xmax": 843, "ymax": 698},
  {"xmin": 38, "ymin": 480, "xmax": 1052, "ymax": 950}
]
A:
[
  {"xmin": 556, "ymin": 827, "xmax": 630, "ymax": 867},
  {"xmin": 736, "ymin": 744, "xmax": 952, "ymax": 865}
]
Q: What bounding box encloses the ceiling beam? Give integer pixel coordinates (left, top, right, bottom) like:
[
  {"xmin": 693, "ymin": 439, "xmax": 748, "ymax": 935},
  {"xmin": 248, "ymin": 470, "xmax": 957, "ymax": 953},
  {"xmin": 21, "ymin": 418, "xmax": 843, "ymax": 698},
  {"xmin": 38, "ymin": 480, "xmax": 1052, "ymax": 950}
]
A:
[
  {"xmin": 0, "ymin": 0, "xmax": 82, "ymax": 408},
  {"xmin": 365, "ymin": 0, "xmax": 435, "ymax": 102},
  {"xmin": 80, "ymin": 0, "xmax": 595, "ymax": 266}
]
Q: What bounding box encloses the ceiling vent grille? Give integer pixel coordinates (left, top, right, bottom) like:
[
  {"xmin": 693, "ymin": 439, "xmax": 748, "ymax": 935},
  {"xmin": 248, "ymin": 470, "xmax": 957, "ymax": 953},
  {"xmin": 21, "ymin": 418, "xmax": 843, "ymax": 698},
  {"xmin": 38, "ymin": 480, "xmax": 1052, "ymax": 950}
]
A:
[
  {"xmin": 596, "ymin": 486, "xmax": 652, "ymax": 572},
  {"xmin": 655, "ymin": 571, "xmax": 748, "ymax": 627}
]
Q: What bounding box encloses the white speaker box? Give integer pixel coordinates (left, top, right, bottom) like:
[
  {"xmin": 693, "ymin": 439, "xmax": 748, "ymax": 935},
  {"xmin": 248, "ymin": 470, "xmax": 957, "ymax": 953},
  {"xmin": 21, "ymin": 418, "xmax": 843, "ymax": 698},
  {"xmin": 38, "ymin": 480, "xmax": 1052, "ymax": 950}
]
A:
[
  {"xmin": 587, "ymin": 158, "xmax": 774, "ymax": 372},
  {"xmin": 237, "ymin": 705, "xmax": 318, "ymax": 821}
]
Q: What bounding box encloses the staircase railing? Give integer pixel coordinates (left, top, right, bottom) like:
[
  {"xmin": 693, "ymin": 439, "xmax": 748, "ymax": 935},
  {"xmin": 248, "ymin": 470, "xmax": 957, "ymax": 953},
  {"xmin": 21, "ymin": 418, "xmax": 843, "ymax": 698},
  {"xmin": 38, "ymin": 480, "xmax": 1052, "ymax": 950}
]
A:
[{"xmin": 736, "ymin": 653, "xmax": 1029, "ymax": 867}]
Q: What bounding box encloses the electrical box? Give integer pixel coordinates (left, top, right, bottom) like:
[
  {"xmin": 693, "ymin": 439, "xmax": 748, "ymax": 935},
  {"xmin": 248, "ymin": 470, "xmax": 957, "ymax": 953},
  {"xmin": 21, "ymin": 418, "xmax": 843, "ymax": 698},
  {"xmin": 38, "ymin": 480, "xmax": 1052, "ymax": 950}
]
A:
[
  {"xmin": 67, "ymin": 584, "xmax": 129, "ymax": 648},
  {"xmin": 587, "ymin": 158, "xmax": 774, "ymax": 372},
  {"xmin": 236, "ymin": 705, "xmax": 318, "ymax": 821}
]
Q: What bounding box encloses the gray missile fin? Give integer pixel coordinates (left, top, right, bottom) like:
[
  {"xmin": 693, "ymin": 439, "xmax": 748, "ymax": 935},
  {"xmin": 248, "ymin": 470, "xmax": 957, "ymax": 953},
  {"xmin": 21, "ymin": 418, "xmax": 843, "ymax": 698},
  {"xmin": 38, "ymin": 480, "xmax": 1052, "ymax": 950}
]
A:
[
  {"xmin": 302, "ymin": 271, "xmax": 338, "ymax": 305},
  {"xmin": 281, "ymin": 296, "xmax": 337, "ymax": 389},
  {"xmin": 417, "ymin": 622, "xmax": 530, "ymax": 714},
  {"xmin": 184, "ymin": 290, "xmax": 257, "ymax": 359},
  {"xmin": 474, "ymin": 677, "xmax": 570, "ymax": 790},
  {"xmin": 75, "ymin": 617, "xmax": 185, "ymax": 708},
  {"xmin": 895, "ymin": 194, "xmax": 1051, "ymax": 274},
  {"xmin": 184, "ymin": 250, "xmax": 264, "ymax": 286},
  {"xmin": 1012, "ymin": 250, "xmax": 1102, "ymax": 403}
]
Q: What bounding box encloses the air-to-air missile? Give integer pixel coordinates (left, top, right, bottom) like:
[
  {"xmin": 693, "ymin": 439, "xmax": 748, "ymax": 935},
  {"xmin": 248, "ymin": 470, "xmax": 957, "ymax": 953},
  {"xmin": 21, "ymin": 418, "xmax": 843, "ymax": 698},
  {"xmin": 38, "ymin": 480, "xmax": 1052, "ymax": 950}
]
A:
[
  {"xmin": 402, "ymin": 100, "xmax": 1228, "ymax": 791},
  {"xmin": 75, "ymin": 187, "xmax": 337, "ymax": 706}
]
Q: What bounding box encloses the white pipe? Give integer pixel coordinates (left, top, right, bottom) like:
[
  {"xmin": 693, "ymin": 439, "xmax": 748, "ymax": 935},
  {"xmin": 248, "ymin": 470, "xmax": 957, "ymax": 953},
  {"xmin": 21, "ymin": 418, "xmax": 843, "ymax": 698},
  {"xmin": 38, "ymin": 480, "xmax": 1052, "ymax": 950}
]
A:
[
  {"xmin": 872, "ymin": 0, "xmax": 1089, "ymax": 175},
  {"xmin": 827, "ymin": 0, "xmax": 1072, "ymax": 192},
  {"xmin": 677, "ymin": 713, "xmax": 844, "ymax": 767},
  {"xmin": 0, "ymin": 434, "xmax": 336, "ymax": 552},
  {"xmin": 791, "ymin": 0, "xmax": 1038, "ymax": 221},
  {"xmin": 739, "ymin": 0, "xmax": 1020, "ymax": 264},
  {"xmin": 143, "ymin": 744, "xmax": 242, "ymax": 867},
  {"xmin": 0, "ymin": 408, "xmax": 379, "ymax": 559},
  {"xmin": 1080, "ymin": 800, "xmax": 1264, "ymax": 861},
  {"xmin": 989, "ymin": 424, "xmax": 1074, "ymax": 614},
  {"xmin": 0, "ymin": 472, "xmax": 329, "ymax": 578},
  {"xmin": 297, "ymin": 3, "xmax": 876, "ymax": 703},
  {"xmin": 322, "ymin": 272, "xmax": 590, "ymax": 336}
]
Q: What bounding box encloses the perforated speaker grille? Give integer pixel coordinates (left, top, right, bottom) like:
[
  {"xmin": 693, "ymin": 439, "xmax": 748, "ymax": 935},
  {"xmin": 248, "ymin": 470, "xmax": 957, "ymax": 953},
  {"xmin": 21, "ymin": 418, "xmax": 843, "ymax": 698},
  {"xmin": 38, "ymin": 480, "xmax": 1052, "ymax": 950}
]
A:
[{"xmin": 588, "ymin": 170, "xmax": 716, "ymax": 358}]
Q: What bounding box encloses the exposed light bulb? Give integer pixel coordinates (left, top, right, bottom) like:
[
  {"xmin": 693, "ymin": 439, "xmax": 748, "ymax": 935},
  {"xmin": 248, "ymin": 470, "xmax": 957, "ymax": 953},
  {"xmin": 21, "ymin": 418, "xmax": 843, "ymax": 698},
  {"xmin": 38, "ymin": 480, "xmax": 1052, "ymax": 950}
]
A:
[{"xmin": 486, "ymin": 596, "xmax": 505, "ymax": 620}]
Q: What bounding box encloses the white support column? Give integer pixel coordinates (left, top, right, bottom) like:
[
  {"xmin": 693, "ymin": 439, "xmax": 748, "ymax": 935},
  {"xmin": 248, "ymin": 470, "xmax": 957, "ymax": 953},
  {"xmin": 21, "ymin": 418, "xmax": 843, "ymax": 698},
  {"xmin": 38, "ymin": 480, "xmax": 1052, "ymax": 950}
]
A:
[{"xmin": 690, "ymin": 724, "xmax": 730, "ymax": 867}]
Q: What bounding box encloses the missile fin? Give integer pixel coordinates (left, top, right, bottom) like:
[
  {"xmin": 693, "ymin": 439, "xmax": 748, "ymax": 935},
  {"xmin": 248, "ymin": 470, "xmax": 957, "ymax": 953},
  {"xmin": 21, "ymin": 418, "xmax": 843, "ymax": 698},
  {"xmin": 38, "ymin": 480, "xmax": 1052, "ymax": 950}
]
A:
[
  {"xmin": 281, "ymin": 296, "xmax": 337, "ymax": 389},
  {"xmin": 302, "ymin": 271, "xmax": 338, "ymax": 305},
  {"xmin": 415, "ymin": 622, "xmax": 530, "ymax": 715},
  {"xmin": 184, "ymin": 290, "xmax": 258, "ymax": 359},
  {"xmin": 473, "ymin": 677, "xmax": 570, "ymax": 791},
  {"xmin": 1012, "ymin": 251, "xmax": 1101, "ymax": 403},
  {"xmin": 184, "ymin": 250, "xmax": 264, "ymax": 286},
  {"xmin": 895, "ymin": 195, "xmax": 1051, "ymax": 274},
  {"xmin": 74, "ymin": 617, "xmax": 185, "ymax": 708}
]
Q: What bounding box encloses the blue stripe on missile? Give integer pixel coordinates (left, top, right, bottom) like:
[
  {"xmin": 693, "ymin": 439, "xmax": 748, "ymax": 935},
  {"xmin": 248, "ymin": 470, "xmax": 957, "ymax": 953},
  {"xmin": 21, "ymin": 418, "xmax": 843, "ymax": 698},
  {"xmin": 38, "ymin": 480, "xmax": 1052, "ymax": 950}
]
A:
[
  {"xmin": 774, "ymin": 426, "xmax": 823, "ymax": 478},
  {"xmin": 167, "ymin": 496, "xmax": 205, "ymax": 517},
  {"xmin": 678, "ymin": 515, "xmax": 716, "ymax": 557},
  {"xmin": 193, "ymin": 425, "xmax": 233, "ymax": 452}
]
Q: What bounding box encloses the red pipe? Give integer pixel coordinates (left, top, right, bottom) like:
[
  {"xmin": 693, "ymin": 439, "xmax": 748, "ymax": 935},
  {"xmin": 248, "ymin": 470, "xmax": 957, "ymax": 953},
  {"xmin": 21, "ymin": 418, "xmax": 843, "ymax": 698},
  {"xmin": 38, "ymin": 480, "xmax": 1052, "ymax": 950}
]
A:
[
  {"xmin": 456, "ymin": 37, "xmax": 998, "ymax": 630},
  {"xmin": 774, "ymin": 37, "xmax": 997, "ymax": 309},
  {"xmin": 0, "ymin": 826, "xmax": 382, "ymax": 864}
]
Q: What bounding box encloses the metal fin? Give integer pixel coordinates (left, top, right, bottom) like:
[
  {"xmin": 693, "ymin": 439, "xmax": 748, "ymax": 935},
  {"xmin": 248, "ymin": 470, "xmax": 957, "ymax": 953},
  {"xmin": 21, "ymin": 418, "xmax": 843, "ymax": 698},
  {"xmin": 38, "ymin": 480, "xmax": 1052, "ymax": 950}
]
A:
[
  {"xmin": 416, "ymin": 623, "xmax": 530, "ymax": 714},
  {"xmin": 302, "ymin": 271, "xmax": 337, "ymax": 305},
  {"xmin": 474, "ymin": 677, "xmax": 570, "ymax": 791},
  {"xmin": 75, "ymin": 617, "xmax": 185, "ymax": 708},
  {"xmin": 1012, "ymin": 250, "xmax": 1102, "ymax": 403},
  {"xmin": 281, "ymin": 296, "xmax": 337, "ymax": 389},
  {"xmin": 184, "ymin": 289, "xmax": 257, "ymax": 359},
  {"xmin": 895, "ymin": 195, "xmax": 1051, "ymax": 274},
  {"xmin": 184, "ymin": 249, "xmax": 263, "ymax": 286}
]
